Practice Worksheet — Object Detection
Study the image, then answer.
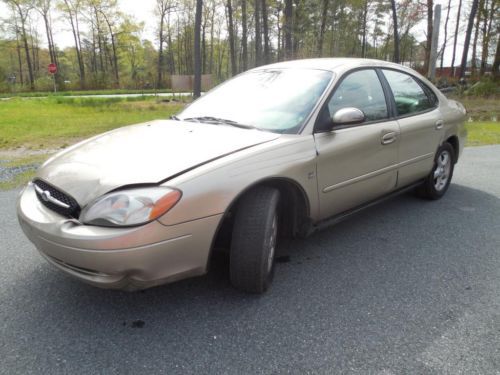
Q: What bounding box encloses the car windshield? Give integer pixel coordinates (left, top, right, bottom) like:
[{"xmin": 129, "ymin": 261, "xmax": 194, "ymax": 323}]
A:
[{"xmin": 177, "ymin": 68, "xmax": 333, "ymax": 134}]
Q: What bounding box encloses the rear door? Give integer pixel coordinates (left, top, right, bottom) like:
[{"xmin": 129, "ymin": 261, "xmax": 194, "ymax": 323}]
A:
[
  {"xmin": 314, "ymin": 68, "xmax": 400, "ymax": 220},
  {"xmin": 380, "ymin": 69, "xmax": 443, "ymax": 187}
]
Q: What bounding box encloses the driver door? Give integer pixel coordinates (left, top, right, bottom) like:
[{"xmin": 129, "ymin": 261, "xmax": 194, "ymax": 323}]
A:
[{"xmin": 314, "ymin": 68, "xmax": 400, "ymax": 220}]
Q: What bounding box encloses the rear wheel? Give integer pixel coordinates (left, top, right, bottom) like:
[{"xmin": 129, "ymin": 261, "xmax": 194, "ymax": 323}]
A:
[
  {"xmin": 230, "ymin": 186, "xmax": 280, "ymax": 293},
  {"xmin": 416, "ymin": 142, "xmax": 455, "ymax": 200}
]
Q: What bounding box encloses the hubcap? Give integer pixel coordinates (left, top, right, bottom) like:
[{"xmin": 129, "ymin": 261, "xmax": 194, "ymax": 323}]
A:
[
  {"xmin": 267, "ymin": 214, "xmax": 278, "ymax": 273},
  {"xmin": 433, "ymin": 150, "xmax": 451, "ymax": 191}
]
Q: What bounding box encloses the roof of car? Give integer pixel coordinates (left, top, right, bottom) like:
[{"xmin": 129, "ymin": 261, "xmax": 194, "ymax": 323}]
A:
[{"xmin": 252, "ymin": 58, "xmax": 404, "ymax": 72}]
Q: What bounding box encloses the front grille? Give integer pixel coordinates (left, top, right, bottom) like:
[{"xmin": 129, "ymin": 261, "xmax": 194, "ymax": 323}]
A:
[{"xmin": 33, "ymin": 179, "xmax": 81, "ymax": 218}]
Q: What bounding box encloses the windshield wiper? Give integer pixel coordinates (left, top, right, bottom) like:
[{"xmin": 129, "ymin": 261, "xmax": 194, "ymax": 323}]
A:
[
  {"xmin": 181, "ymin": 116, "xmax": 256, "ymax": 130},
  {"xmin": 170, "ymin": 115, "xmax": 181, "ymax": 121}
]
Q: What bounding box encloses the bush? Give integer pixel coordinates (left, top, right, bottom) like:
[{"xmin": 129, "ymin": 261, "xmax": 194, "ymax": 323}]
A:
[{"xmin": 465, "ymin": 79, "xmax": 500, "ymax": 97}]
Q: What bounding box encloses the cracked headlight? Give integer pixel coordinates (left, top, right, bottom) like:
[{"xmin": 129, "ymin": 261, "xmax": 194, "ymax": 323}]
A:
[{"xmin": 80, "ymin": 187, "xmax": 181, "ymax": 227}]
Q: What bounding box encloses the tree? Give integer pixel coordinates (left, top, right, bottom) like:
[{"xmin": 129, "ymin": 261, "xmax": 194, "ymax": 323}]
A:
[
  {"xmin": 317, "ymin": 0, "xmax": 329, "ymax": 56},
  {"xmin": 241, "ymin": 0, "xmax": 248, "ymax": 70},
  {"xmin": 254, "ymin": 0, "xmax": 262, "ymax": 65},
  {"xmin": 390, "ymin": 0, "xmax": 399, "ymax": 63},
  {"xmin": 34, "ymin": 0, "xmax": 57, "ymax": 67},
  {"xmin": 493, "ymin": 24, "xmax": 500, "ymax": 78},
  {"xmin": 460, "ymin": 0, "xmax": 480, "ymax": 79},
  {"xmin": 60, "ymin": 0, "xmax": 85, "ymax": 87},
  {"xmin": 5, "ymin": 0, "xmax": 35, "ymax": 90},
  {"xmin": 193, "ymin": 0, "xmax": 202, "ymax": 97},
  {"xmin": 439, "ymin": 0, "xmax": 452, "ymax": 70},
  {"xmin": 226, "ymin": 0, "xmax": 237, "ymax": 75},
  {"xmin": 262, "ymin": 0, "xmax": 270, "ymax": 64},
  {"xmin": 479, "ymin": 0, "xmax": 497, "ymax": 76},
  {"xmin": 98, "ymin": 0, "xmax": 121, "ymax": 86},
  {"xmin": 450, "ymin": 0, "xmax": 462, "ymax": 75},
  {"xmin": 423, "ymin": 0, "xmax": 433, "ymax": 73},
  {"xmin": 283, "ymin": 0, "xmax": 292, "ymax": 59},
  {"xmin": 471, "ymin": 0, "xmax": 485, "ymax": 75}
]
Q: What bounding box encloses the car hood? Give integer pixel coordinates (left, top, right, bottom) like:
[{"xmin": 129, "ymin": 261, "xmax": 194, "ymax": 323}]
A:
[{"xmin": 37, "ymin": 120, "xmax": 280, "ymax": 206}]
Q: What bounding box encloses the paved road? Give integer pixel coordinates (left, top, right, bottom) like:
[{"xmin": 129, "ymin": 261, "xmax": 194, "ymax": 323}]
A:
[{"xmin": 1, "ymin": 146, "xmax": 499, "ymax": 374}]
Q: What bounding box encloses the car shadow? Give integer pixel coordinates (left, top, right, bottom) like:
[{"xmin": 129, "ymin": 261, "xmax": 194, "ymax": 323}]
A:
[{"xmin": 4, "ymin": 183, "xmax": 500, "ymax": 373}]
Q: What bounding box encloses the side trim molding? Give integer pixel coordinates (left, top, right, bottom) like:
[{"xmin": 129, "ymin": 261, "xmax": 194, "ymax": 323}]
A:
[{"xmin": 322, "ymin": 153, "xmax": 434, "ymax": 193}]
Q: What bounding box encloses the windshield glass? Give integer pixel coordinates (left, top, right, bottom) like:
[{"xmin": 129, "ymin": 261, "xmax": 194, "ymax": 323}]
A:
[{"xmin": 177, "ymin": 69, "xmax": 333, "ymax": 134}]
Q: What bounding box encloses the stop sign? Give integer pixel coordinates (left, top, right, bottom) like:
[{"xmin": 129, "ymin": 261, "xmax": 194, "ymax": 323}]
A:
[{"xmin": 48, "ymin": 63, "xmax": 57, "ymax": 74}]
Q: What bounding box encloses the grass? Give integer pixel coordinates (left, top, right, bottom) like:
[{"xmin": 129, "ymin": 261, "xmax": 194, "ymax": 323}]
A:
[
  {"xmin": 0, "ymin": 88, "xmax": 179, "ymax": 98},
  {"xmin": 0, "ymin": 96, "xmax": 185, "ymax": 149},
  {"xmin": 465, "ymin": 121, "xmax": 500, "ymax": 146}
]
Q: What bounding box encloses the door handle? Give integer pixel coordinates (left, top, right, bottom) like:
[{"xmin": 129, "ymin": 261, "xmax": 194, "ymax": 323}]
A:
[
  {"xmin": 381, "ymin": 132, "xmax": 397, "ymax": 145},
  {"xmin": 435, "ymin": 120, "xmax": 444, "ymax": 130}
]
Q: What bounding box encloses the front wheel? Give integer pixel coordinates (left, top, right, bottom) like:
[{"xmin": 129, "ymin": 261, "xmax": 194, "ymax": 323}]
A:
[
  {"xmin": 230, "ymin": 186, "xmax": 280, "ymax": 294},
  {"xmin": 416, "ymin": 142, "xmax": 455, "ymax": 200}
]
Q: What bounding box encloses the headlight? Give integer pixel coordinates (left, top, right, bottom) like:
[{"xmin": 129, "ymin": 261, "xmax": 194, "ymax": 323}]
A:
[{"xmin": 80, "ymin": 187, "xmax": 181, "ymax": 227}]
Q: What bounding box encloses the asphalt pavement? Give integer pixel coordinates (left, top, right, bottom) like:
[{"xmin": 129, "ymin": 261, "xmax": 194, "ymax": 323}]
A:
[{"xmin": 1, "ymin": 146, "xmax": 499, "ymax": 374}]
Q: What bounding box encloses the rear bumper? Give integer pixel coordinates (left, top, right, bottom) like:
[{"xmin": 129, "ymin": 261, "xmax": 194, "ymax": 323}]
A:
[{"xmin": 17, "ymin": 183, "xmax": 222, "ymax": 290}]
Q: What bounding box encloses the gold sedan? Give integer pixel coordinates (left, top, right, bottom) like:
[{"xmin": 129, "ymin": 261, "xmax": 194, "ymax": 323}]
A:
[{"xmin": 17, "ymin": 58, "xmax": 467, "ymax": 293}]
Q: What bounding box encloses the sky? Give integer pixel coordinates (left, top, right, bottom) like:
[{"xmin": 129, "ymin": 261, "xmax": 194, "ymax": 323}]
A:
[{"xmin": 0, "ymin": 0, "xmax": 468, "ymax": 67}]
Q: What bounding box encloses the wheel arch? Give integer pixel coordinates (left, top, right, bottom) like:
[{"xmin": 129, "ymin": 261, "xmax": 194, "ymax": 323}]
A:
[
  {"xmin": 207, "ymin": 177, "xmax": 311, "ymax": 265},
  {"xmin": 444, "ymin": 135, "xmax": 460, "ymax": 163}
]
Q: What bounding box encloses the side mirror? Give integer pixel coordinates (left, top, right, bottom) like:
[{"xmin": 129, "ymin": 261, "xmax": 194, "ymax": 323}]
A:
[{"xmin": 332, "ymin": 107, "xmax": 365, "ymax": 126}]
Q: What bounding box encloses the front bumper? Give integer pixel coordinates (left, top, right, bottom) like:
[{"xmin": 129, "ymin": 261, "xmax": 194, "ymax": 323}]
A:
[{"xmin": 17, "ymin": 183, "xmax": 222, "ymax": 290}]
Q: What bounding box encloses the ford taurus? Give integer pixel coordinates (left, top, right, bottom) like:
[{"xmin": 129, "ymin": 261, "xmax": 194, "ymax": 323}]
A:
[{"xmin": 17, "ymin": 58, "xmax": 467, "ymax": 293}]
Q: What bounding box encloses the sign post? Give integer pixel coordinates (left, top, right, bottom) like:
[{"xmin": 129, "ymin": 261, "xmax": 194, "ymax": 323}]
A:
[{"xmin": 48, "ymin": 63, "xmax": 57, "ymax": 93}]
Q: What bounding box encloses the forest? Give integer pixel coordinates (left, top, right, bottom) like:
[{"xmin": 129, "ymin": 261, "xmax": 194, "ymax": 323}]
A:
[{"xmin": 0, "ymin": 0, "xmax": 498, "ymax": 94}]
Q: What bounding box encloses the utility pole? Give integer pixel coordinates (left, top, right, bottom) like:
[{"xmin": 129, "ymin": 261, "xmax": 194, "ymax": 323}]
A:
[{"xmin": 428, "ymin": 4, "xmax": 441, "ymax": 80}]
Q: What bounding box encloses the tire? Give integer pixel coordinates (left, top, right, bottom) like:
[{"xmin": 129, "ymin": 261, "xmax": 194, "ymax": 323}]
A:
[
  {"xmin": 230, "ymin": 186, "xmax": 280, "ymax": 294},
  {"xmin": 416, "ymin": 142, "xmax": 455, "ymax": 200}
]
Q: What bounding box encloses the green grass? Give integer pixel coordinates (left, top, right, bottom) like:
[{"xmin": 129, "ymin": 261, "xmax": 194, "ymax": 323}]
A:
[
  {"xmin": 466, "ymin": 121, "xmax": 500, "ymax": 146},
  {"xmin": 0, "ymin": 97, "xmax": 185, "ymax": 149},
  {"xmin": 0, "ymin": 88, "xmax": 180, "ymax": 98}
]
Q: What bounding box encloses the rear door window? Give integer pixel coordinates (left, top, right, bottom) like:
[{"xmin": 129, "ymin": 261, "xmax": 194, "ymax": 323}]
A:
[{"xmin": 382, "ymin": 70, "xmax": 436, "ymax": 116}]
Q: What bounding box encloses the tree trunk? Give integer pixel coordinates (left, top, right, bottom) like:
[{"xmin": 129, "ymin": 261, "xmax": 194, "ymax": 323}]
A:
[
  {"xmin": 68, "ymin": 8, "xmax": 85, "ymax": 87},
  {"xmin": 15, "ymin": 31, "xmax": 24, "ymax": 85},
  {"xmin": 480, "ymin": 0, "xmax": 495, "ymax": 76},
  {"xmin": 254, "ymin": 0, "xmax": 262, "ymax": 66},
  {"xmin": 226, "ymin": 0, "xmax": 237, "ymax": 75},
  {"xmin": 283, "ymin": 0, "xmax": 293, "ymax": 60},
  {"xmin": 318, "ymin": 0, "xmax": 329, "ymax": 56},
  {"xmin": 102, "ymin": 13, "xmax": 120, "ymax": 86},
  {"xmin": 42, "ymin": 14, "xmax": 55, "ymax": 64},
  {"xmin": 451, "ymin": 0, "xmax": 462, "ymax": 76},
  {"xmin": 440, "ymin": 0, "xmax": 452, "ymax": 71},
  {"xmin": 459, "ymin": 0, "xmax": 480, "ymax": 79},
  {"xmin": 209, "ymin": 2, "xmax": 215, "ymax": 74},
  {"xmin": 423, "ymin": 0, "xmax": 433, "ymax": 73},
  {"xmin": 471, "ymin": 0, "xmax": 485, "ymax": 75},
  {"xmin": 390, "ymin": 0, "xmax": 399, "ymax": 63},
  {"xmin": 492, "ymin": 25, "xmax": 500, "ymax": 78},
  {"xmin": 193, "ymin": 0, "xmax": 203, "ymax": 98},
  {"xmin": 15, "ymin": 5, "xmax": 35, "ymax": 90},
  {"xmin": 241, "ymin": 0, "xmax": 248, "ymax": 70},
  {"xmin": 262, "ymin": 0, "xmax": 270, "ymax": 64},
  {"xmin": 157, "ymin": 11, "xmax": 165, "ymax": 88},
  {"xmin": 361, "ymin": 0, "xmax": 368, "ymax": 58}
]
